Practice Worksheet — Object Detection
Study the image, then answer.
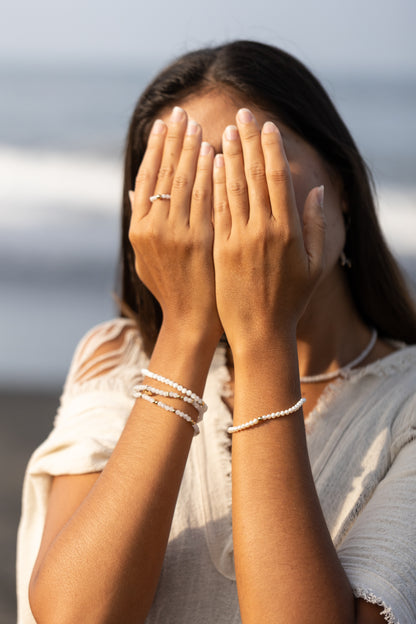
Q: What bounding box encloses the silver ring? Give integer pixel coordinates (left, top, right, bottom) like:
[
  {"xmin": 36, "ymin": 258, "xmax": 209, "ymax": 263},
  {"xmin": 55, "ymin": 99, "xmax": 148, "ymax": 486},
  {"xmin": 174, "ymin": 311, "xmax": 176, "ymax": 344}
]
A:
[{"xmin": 149, "ymin": 193, "xmax": 171, "ymax": 203}]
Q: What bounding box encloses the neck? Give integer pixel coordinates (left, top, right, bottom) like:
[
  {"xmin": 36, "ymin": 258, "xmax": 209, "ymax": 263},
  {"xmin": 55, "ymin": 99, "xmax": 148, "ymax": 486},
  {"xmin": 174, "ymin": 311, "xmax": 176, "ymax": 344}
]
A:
[{"xmin": 296, "ymin": 270, "xmax": 370, "ymax": 378}]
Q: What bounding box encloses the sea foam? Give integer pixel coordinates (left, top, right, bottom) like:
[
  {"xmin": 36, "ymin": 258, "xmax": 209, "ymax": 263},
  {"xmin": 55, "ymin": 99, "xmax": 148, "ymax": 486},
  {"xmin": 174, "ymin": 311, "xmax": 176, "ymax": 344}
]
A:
[{"xmin": 1, "ymin": 144, "xmax": 414, "ymax": 257}]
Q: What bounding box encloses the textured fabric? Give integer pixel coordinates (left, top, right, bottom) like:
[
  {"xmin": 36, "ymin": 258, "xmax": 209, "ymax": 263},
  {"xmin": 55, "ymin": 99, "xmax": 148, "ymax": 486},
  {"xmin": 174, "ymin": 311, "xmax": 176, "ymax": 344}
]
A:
[{"xmin": 17, "ymin": 318, "xmax": 416, "ymax": 623}]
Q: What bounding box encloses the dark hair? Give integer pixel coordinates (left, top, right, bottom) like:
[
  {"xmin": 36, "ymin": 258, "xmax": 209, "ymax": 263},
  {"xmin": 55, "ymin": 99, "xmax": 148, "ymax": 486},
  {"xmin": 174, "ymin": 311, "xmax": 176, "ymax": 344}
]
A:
[{"xmin": 118, "ymin": 40, "xmax": 416, "ymax": 355}]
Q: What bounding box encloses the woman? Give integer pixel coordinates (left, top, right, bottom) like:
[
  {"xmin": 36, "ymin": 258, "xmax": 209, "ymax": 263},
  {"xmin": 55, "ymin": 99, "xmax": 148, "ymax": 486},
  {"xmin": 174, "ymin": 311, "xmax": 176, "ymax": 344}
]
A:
[{"xmin": 18, "ymin": 41, "xmax": 416, "ymax": 623}]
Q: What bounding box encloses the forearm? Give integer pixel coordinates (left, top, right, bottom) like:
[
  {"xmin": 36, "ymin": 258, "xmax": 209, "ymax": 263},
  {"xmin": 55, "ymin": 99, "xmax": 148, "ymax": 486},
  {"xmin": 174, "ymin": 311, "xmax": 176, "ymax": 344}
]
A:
[
  {"xmin": 232, "ymin": 334, "xmax": 354, "ymax": 623},
  {"xmin": 30, "ymin": 324, "xmax": 217, "ymax": 624}
]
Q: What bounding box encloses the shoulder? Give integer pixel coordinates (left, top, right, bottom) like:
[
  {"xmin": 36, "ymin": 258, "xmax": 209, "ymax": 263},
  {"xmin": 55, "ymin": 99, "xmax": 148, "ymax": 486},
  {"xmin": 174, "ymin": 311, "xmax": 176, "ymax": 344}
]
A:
[
  {"xmin": 347, "ymin": 344, "xmax": 416, "ymax": 415},
  {"xmin": 348, "ymin": 343, "xmax": 416, "ymax": 383},
  {"xmin": 62, "ymin": 317, "xmax": 147, "ymax": 395},
  {"xmin": 347, "ymin": 344, "xmax": 416, "ymax": 457}
]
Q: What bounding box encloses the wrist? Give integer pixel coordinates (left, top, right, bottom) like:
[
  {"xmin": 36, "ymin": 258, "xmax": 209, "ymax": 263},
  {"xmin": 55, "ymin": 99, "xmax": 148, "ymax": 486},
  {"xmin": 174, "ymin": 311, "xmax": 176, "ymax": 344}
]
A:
[
  {"xmin": 155, "ymin": 319, "xmax": 220, "ymax": 367},
  {"xmin": 146, "ymin": 322, "xmax": 220, "ymax": 404},
  {"xmin": 231, "ymin": 329, "xmax": 300, "ymax": 395},
  {"xmin": 230, "ymin": 325, "xmax": 298, "ymax": 365},
  {"xmin": 161, "ymin": 315, "xmax": 222, "ymax": 348}
]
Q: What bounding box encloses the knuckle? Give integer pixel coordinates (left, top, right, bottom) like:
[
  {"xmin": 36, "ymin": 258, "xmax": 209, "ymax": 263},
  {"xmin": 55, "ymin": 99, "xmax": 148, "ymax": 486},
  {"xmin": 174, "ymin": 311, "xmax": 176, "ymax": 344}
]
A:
[
  {"xmin": 246, "ymin": 161, "xmax": 266, "ymax": 181},
  {"xmin": 268, "ymin": 167, "xmax": 290, "ymax": 184},
  {"xmin": 129, "ymin": 220, "xmax": 143, "ymax": 242},
  {"xmin": 228, "ymin": 180, "xmax": 247, "ymax": 196},
  {"xmin": 129, "ymin": 218, "xmax": 159, "ymax": 246},
  {"xmin": 280, "ymin": 226, "xmax": 296, "ymax": 246},
  {"xmin": 242, "ymin": 128, "xmax": 259, "ymax": 142},
  {"xmin": 166, "ymin": 129, "xmax": 182, "ymax": 142},
  {"xmin": 192, "ymin": 186, "xmax": 208, "ymax": 203},
  {"xmin": 182, "ymin": 137, "xmax": 198, "ymax": 152},
  {"xmin": 197, "ymin": 157, "xmax": 211, "ymax": 171},
  {"xmin": 215, "ymin": 199, "xmax": 229, "ymax": 214},
  {"xmin": 225, "ymin": 146, "xmax": 242, "ymax": 159},
  {"xmin": 157, "ymin": 164, "xmax": 175, "ymax": 180},
  {"xmin": 172, "ymin": 174, "xmax": 189, "ymax": 191}
]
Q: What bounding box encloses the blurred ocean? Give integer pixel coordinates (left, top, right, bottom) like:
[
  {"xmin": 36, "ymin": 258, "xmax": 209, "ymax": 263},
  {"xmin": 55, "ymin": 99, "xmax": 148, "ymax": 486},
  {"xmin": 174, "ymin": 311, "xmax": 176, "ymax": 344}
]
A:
[{"xmin": 0, "ymin": 63, "xmax": 415, "ymax": 389}]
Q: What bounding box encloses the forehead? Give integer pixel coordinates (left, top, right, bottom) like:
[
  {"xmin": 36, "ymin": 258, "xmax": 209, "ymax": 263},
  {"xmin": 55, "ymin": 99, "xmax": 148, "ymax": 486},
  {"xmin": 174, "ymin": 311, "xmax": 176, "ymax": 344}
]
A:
[{"xmin": 159, "ymin": 90, "xmax": 291, "ymax": 154}]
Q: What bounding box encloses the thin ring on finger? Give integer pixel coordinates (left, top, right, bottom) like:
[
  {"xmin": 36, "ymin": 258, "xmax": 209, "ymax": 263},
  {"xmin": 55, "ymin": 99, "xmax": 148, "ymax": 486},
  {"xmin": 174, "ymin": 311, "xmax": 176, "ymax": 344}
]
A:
[
  {"xmin": 150, "ymin": 193, "xmax": 171, "ymax": 203},
  {"xmin": 152, "ymin": 106, "xmax": 187, "ymax": 207}
]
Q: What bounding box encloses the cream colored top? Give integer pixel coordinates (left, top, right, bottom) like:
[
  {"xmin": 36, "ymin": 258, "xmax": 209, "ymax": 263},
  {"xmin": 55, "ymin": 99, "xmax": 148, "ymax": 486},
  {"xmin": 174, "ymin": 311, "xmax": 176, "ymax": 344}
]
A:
[{"xmin": 17, "ymin": 318, "xmax": 416, "ymax": 624}]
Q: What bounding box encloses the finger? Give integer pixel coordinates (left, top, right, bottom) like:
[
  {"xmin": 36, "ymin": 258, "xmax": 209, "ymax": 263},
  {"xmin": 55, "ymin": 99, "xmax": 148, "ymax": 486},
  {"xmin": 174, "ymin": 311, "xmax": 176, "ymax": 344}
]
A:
[
  {"xmin": 235, "ymin": 108, "xmax": 270, "ymax": 222},
  {"xmin": 170, "ymin": 118, "xmax": 202, "ymax": 222},
  {"xmin": 133, "ymin": 118, "xmax": 166, "ymax": 219},
  {"xmin": 222, "ymin": 124, "xmax": 249, "ymax": 224},
  {"xmin": 261, "ymin": 121, "xmax": 301, "ymax": 235},
  {"xmin": 303, "ymin": 185, "xmax": 326, "ymax": 279},
  {"xmin": 153, "ymin": 106, "xmax": 188, "ymax": 210},
  {"xmin": 189, "ymin": 141, "xmax": 214, "ymax": 229},
  {"xmin": 213, "ymin": 154, "xmax": 231, "ymax": 239}
]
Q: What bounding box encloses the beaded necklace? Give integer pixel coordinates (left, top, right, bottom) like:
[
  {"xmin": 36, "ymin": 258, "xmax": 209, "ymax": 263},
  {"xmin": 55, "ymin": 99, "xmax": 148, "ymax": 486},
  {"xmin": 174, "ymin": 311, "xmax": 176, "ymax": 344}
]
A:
[{"xmin": 300, "ymin": 328, "xmax": 378, "ymax": 384}]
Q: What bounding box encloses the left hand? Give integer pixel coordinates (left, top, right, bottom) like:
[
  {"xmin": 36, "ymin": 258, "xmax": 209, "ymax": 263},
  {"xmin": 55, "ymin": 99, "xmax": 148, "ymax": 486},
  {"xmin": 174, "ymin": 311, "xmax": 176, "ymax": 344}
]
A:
[
  {"xmin": 129, "ymin": 110, "xmax": 222, "ymax": 345},
  {"xmin": 213, "ymin": 108, "xmax": 326, "ymax": 351}
]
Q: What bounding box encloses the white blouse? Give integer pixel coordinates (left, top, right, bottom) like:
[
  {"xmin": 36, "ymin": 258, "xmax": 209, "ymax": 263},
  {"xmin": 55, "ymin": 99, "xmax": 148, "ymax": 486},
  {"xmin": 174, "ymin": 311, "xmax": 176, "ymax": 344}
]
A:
[{"xmin": 17, "ymin": 318, "xmax": 416, "ymax": 624}]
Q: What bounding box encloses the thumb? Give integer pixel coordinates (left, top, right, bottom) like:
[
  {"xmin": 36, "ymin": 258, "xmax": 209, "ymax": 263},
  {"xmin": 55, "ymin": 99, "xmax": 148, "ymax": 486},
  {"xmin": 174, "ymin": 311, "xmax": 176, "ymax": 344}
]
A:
[
  {"xmin": 128, "ymin": 190, "xmax": 135, "ymax": 212},
  {"xmin": 302, "ymin": 185, "xmax": 326, "ymax": 279}
]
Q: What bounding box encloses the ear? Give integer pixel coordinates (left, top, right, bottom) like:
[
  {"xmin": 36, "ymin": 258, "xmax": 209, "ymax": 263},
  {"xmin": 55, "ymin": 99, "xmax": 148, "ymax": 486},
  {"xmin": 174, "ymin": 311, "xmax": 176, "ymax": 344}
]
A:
[{"xmin": 341, "ymin": 200, "xmax": 351, "ymax": 231}]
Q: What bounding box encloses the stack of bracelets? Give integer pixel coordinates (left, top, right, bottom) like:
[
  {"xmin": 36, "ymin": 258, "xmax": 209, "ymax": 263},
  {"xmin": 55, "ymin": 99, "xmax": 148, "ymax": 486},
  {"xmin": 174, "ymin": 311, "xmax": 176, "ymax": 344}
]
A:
[
  {"xmin": 133, "ymin": 369, "xmax": 208, "ymax": 436},
  {"xmin": 133, "ymin": 368, "xmax": 306, "ymax": 437}
]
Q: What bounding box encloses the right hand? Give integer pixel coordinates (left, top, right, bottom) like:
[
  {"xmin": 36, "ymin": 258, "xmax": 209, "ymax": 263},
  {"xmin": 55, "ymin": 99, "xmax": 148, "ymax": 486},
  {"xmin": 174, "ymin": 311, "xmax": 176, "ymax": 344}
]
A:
[
  {"xmin": 129, "ymin": 106, "xmax": 222, "ymax": 342},
  {"xmin": 213, "ymin": 112, "xmax": 326, "ymax": 352}
]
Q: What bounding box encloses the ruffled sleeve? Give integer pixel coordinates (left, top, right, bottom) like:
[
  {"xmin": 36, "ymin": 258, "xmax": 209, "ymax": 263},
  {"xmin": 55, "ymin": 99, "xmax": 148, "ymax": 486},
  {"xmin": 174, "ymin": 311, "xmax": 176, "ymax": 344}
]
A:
[
  {"xmin": 17, "ymin": 317, "xmax": 147, "ymax": 624},
  {"xmin": 338, "ymin": 386, "xmax": 416, "ymax": 624}
]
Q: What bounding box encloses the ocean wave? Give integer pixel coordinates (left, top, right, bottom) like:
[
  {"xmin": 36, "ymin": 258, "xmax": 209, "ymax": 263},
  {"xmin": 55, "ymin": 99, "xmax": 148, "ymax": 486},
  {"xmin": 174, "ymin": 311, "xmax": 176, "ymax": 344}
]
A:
[
  {"xmin": 0, "ymin": 145, "xmax": 122, "ymax": 226},
  {"xmin": 0, "ymin": 144, "xmax": 415, "ymax": 257},
  {"xmin": 376, "ymin": 187, "xmax": 416, "ymax": 256}
]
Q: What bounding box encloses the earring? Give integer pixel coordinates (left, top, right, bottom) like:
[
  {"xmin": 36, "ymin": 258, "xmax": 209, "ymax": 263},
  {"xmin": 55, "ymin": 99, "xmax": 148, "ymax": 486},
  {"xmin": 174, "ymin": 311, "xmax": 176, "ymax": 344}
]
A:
[{"xmin": 339, "ymin": 251, "xmax": 352, "ymax": 269}]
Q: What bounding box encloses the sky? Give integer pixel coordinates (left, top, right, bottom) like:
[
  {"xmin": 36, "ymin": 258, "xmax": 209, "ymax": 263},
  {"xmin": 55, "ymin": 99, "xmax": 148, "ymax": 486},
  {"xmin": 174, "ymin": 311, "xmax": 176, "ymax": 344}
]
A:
[{"xmin": 1, "ymin": 0, "xmax": 416, "ymax": 75}]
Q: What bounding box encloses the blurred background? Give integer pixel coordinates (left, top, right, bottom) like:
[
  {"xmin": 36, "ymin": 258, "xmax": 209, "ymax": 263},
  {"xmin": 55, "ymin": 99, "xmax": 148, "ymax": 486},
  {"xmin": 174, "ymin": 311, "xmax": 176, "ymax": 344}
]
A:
[{"xmin": 1, "ymin": 0, "xmax": 415, "ymax": 620}]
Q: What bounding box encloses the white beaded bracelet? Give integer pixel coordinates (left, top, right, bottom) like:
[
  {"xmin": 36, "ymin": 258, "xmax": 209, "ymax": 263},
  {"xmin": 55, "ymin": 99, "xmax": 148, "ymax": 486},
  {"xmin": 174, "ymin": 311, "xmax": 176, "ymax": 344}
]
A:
[
  {"xmin": 141, "ymin": 369, "xmax": 207, "ymax": 414},
  {"xmin": 227, "ymin": 397, "xmax": 306, "ymax": 434},
  {"xmin": 132, "ymin": 384, "xmax": 204, "ymax": 421},
  {"xmin": 134, "ymin": 390, "xmax": 200, "ymax": 436}
]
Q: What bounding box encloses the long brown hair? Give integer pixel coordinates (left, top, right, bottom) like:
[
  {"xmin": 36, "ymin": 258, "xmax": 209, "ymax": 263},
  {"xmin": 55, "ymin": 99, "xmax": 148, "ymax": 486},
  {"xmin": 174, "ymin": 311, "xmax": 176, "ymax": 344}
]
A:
[{"xmin": 118, "ymin": 40, "xmax": 416, "ymax": 355}]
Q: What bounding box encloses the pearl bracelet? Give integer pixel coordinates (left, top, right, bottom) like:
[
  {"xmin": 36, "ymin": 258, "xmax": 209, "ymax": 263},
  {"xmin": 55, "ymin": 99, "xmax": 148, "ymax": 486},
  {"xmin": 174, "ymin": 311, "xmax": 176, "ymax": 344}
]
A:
[
  {"xmin": 132, "ymin": 384, "xmax": 204, "ymax": 421},
  {"xmin": 140, "ymin": 369, "xmax": 207, "ymax": 414},
  {"xmin": 227, "ymin": 397, "xmax": 306, "ymax": 434},
  {"xmin": 134, "ymin": 390, "xmax": 200, "ymax": 436}
]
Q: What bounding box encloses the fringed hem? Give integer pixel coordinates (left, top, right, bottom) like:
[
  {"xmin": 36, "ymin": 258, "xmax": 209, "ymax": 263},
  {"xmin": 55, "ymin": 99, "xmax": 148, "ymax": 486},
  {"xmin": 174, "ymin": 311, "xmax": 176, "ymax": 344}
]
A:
[{"xmin": 354, "ymin": 587, "xmax": 399, "ymax": 624}]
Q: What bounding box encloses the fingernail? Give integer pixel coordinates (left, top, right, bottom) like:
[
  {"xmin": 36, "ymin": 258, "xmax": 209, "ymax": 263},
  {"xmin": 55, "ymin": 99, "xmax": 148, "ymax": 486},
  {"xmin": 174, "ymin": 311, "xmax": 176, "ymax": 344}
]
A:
[
  {"xmin": 186, "ymin": 119, "xmax": 199, "ymax": 135},
  {"xmin": 151, "ymin": 119, "xmax": 165, "ymax": 134},
  {"xmin": 225, "ymin": 125, "xmax": 238, "ymax": 141},
  {"xmin": 237, "ymin": 108, "xmax": 253, "ymax": 124},
  {"xmin": 128, "ymin": 190, "xmax": 134, "ymax": 207},
  {"xmin": 215, "ymin": 154, "xmax": 225, "ymax": 168},
  {"xmin": 171, "ymin": 106, "xmax": 185, "ymax": 123},
  {"xmin": 200, "ymin": 141, "xmax": 211, "ymax": 156},
  {"xmin": 317, "ymin": 185, "xmax": 325, "ymax": 209},
  {"xmin": 263, "ymin": 121, "xmax": 277, "ymax": 134}
]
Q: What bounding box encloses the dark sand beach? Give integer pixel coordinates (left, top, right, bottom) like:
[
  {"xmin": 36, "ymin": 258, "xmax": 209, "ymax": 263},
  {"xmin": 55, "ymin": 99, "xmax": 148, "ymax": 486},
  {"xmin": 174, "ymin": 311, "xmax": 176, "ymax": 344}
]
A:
[{"xmin": 1, "ymin": 389, "xmax": 61, "ymax": 623}]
